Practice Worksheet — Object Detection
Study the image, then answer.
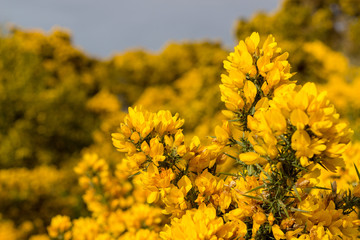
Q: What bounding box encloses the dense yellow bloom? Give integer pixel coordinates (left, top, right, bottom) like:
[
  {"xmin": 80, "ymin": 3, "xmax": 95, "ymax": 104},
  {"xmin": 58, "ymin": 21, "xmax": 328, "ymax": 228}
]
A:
[
  {"xmin": 112, "ymin": 106, "xmax": 185, "ymax": 173},
  {"xmin": 0, "ymin": 220, "xmax": 19, "ymax": 240},
  {"xmin": 221, "ymin": 32, "xmax": 294, "ymax": 115},
  {"xmin": 71, "ymin": 218, "xmax": 100, "ymax": 240},
  {"xmin": 140, "ymin": 163, "xmax": 175, "ymax": 203},
  {"xmin": 274, "ymin": 82, "xmax": 351, "ymax": 169},
  {"xmin": 160, "ymin": 203, "xmax": 246, "ymax": 240},
  {"xmin": 295, "ymin": 194, "xmax": 359, "ymax": 240},
  {"xmin": 244, "ymin": 80, "xmax": 352, "ymax": 172},
  {"xmin": 119, "ymin": 229, "xmax": 160, "ymax": 240},
  {"xmin": 5, "ymin": 6, "xmax": 360, "ymax": 238},
  {"xmin": 47, "ymin": 215, "xmax": 71, "ymax": 240},
  {"xmin": 162, "ymin": 175, "xmax": 193, "ymax": 217},
  {"xmin": 186, "ymin": 136, "xmax": 220, "ymax": 173},
  {"xmin": 46, "ymin": 31, "xmax": 360, "ymax": 240}
]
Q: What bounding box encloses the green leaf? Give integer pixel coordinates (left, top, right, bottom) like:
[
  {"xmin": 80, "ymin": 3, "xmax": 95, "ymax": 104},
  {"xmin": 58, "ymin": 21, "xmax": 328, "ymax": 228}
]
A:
[
  {"xmin": 245, "ymin": 184, "xmax": 265, "ymax": 194},
  {"xmin": 128, "ymin": 171, "xmax": 141, "ymax": 178},
  {"xmin": 293, "ymin": 185, "xmax": 301, "ymax": 202},
  {"xmin": 241, "ymin": 194, "xmax": 262, "ymax": 201},
  {"xmin": 278, "ymin": 199, "xmax": 289, "ymax": 218},
  {"xmin": 354, "ymin": 163, "xmax": 360, "ymax": 182},
  {"xmin": 290, "ymin": 207, "xmax": 310, "ymax": 213},
  {"xmin": 224, "ymin": 152, "xmax": 237, "ymax": 160},
  {"xmin": 228, "ymin": 119, "xmax": 241, "ymax": 122},
  {"xmin": 308, "ymin": 186, "xmax": 331, "ymax": 190}
]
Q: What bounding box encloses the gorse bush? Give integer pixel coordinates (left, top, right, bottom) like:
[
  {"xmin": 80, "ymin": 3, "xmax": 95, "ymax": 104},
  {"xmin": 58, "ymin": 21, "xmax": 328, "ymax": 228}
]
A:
[
  {"xmin": 4, "ymin": 1, "xmax": 360, "ymax": 239},
  {"xmin": 0, "ymin": 28, "xmax": 103, "ymax": 169},
  {"xmin": 48, "ymin": 33, "xmax": 360, "ymax": 240},
  {"xmin": 0, "ymin": 28, "xmax": 108, "ymax": 239},
  {"xmin": 0, "ymin": 27, "xmax": 227, "ymax": 239}
]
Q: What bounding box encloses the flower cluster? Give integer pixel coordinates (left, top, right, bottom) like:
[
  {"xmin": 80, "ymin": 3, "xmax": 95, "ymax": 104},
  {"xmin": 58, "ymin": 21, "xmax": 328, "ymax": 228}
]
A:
[
  {"xmin": 47, "ymin": 153, "xmax": 166, "ymax": 239},
  {"xmin": 48, "ymin": 33, "xmax": 360, "ymax": 240},
  {"xmin": 213, "ymin": 32, "xmax": 358, "ymax": 239}
]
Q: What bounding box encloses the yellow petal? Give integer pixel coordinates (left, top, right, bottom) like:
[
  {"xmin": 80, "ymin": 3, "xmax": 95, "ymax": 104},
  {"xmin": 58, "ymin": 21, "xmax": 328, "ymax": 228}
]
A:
[
  {"xmin": 266, "ymin": 110, "xmax": 287, "ymax": 135},
  {"xmin": 250, "ymin": 32, "xmax": 260, "ymax": 48},
  {"xmin": 239, "ymin": 152, "xmax": 260, "ymax": 165},
  {"xmin": 215, "ymin": 125, "xmax": 229, "ymax": 143},
  {"xmin": 291, "ymin": 130, "xmax": 311, "ymax": 151},
  {"xmin": 190, "ymin": 136, "xmax": 201, "ymax": 150},
  {"xmin": 255, "ymin": 97, "xmax": 269, "ymax": 111},
  {"xmin": 147, "ymin": 191, "xmax": 159, "ymax": 203},
  {"xmin": 178, "ymin": 175, "xmax": 192, "ymax": 193},
  {"xmin": 272, "ymin": 224, "xmax": 285, "ymax": 240},
  {"xmin": 253, "ymin": 212, "xmax": 267, "ymax": 225},
  {"xmin": 244, "ymin": 80, "xmax": 257, "ymax": 107},
  {"xmin": 290, "ymin": 109, "xmax": 309, "ymax": 129}
]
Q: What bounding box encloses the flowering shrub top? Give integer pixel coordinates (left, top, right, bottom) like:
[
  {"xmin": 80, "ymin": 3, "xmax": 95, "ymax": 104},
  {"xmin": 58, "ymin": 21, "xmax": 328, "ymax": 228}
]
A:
[{"xmin": 48, "ymin": 33, "xmax": 360, "ymax": 240}]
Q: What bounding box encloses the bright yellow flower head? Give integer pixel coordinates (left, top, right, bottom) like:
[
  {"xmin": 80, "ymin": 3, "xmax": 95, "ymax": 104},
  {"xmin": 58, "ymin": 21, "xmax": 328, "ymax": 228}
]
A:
[
  {"xmin": 220, "ymin": 32, "xmax": 294, "ymax": 118},
  {"xmin": 160, "ymin": 203, "xmax": 246, "ymax": 240},
  {"xmin": 47, "ymin": 215, "xmax": 72, "ymax": 239},
  {"xmin": 112, "ymin": 107, "xmax": 186, "ymax": 173}
]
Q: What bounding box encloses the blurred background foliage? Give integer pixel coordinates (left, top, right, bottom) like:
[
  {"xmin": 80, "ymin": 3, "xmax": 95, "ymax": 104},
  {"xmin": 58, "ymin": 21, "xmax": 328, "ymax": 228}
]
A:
[{"xmin": 2, "ymin": 0, "xmax": 360, "ymax": 239}]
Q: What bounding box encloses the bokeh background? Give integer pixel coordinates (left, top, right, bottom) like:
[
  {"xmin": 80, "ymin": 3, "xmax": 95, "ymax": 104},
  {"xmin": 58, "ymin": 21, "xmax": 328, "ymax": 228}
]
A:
[{"xmin": 2, "ymin": 0, "xmax": 360, "ymax": 239}]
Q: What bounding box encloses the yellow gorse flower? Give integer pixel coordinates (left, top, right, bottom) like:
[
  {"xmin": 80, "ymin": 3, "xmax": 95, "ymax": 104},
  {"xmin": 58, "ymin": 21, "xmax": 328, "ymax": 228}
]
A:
[{"xmin": 47, "ymin": 215, "xmax": 72, "ymax": 240}]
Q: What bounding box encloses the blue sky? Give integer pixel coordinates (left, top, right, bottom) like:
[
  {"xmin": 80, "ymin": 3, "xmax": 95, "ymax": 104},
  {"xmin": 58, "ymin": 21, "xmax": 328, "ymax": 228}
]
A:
[{"xmin": 0, "ymin": 0, "xmax": 281, "ymax": 58}]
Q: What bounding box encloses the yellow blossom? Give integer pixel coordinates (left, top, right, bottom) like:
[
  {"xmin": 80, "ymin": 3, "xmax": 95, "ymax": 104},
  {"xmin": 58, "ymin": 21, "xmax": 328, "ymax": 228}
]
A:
[
  {"xmin": 272, "ymin": 224, "xmax": 285, "ymax": 240},
  {"xmin": 268, "ymin": 213, "xmax": 275, "ymax": 225},
  {"xmin": 239, "ymin": 152, "xmax": 262, "ymax": 165},
  {"xmin": 47, "ymin": 215, "xmax": 72, "ymax": 239}
]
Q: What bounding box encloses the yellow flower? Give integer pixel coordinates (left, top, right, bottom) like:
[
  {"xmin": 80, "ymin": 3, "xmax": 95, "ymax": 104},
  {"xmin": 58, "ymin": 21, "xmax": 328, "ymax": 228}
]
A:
[
  {"xmin": 215, "ymin": 121, "xmax": 230, "ymax": 145},
  {"xmin": 187, "ymin": 138, "xmax": 219, "ymax": 172},
  {"xmin": 220, "ymin": 84, "xmax": 245, "ymax": 111},
  {"xmin": 265, "ymin": 109, "xmax": 287, "ymax": 135},
  {"xmin": 130, "ymin": 131, "xmax": 140, "ymax": 143},
  {"xmin": 47, "ymin": 215, "xmax": 72, "ymax": 239},
  {"xmin": 217, "ymin": 220, "xmax": 247, "ymax": 239},
  {"xmin": 140, "ymin": 163, "xmax": 175, "ymax": 203},
  {"xmin": 149, "ymin": 137, "xmax": 166, "ymax": 165},
  {"xmin": 239, "ymin": 152, "xmax": 262, "ymax": 165},
  {"xmin": 195, "ymin": 169, "xmax": 220, "ymax": 199},
  {"xmin": 224, "ymin": 40, "xmax": 256, "ymax": 75},
  {"xmin": 268, "ymin": 212, "xmax": 275, "ymax": 225},
  {"xmin": 160, "ymin": 204, "xmax": 226, "ymax": 240},
  {"xmin": 72, "ymin": 217, "xmax": 100, "ymax": 240},
  {"xmin": 257, "ymin": 55, "xmax": 274, "ymax": 75},
  {"xmin": 178, "ymin": 175, "xmax": 192, "ymax": 194},
  {"xmin": 252, "ymin": 212, "xmax": 267, "ymax": 236},
  {"xmin": 245, "ymin": 32, "xmax": 260, "ymax": 54},
  {"xmin": 244, "ymin": 80, "xmax": 257, "ymax": 109},
  {"xmin": 290, "ymin": 109, "xmax": 309, "ymax": 130},
  {"xmin": 162, "ymin": 176, "xmax": 193, "ymax": 217},
  {"xmin": 190, "ymin": 136, "xmax": 201, "ymax": 150},
  {"xmin": 272, "ymin": 224, "xmax": 285, "ymax": 240},
  {"xmin": 291, "ymin": 130, "xmax": 311, "ymax": 155}
]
